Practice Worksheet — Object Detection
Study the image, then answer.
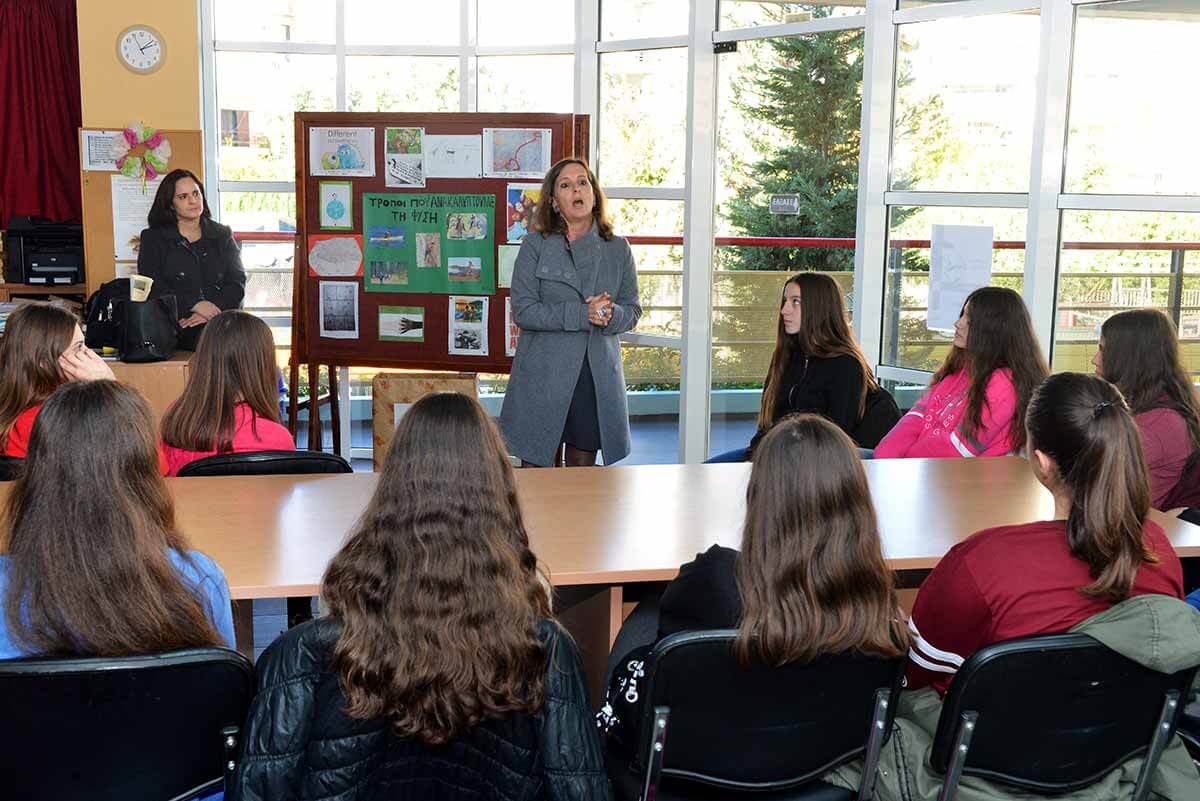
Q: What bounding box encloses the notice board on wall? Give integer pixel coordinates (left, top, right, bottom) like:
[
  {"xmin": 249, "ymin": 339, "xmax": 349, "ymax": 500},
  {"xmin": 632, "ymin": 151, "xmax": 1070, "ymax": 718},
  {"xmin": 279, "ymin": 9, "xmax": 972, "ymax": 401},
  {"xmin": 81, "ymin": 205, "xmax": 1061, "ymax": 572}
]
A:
[{"xmin": 292, "ymin": 112, "xmax": 590, "ymax": 372}]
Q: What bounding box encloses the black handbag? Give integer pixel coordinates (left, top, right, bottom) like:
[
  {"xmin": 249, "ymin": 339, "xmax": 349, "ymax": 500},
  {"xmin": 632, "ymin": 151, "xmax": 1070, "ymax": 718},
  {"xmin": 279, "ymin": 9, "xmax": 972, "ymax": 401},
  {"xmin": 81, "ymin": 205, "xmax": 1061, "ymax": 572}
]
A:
[
  {"xmin": 120, "ymin": 295, "xmax": 181, "ymax": 363},
  {"xmin": 83, "ymin": 278, "xmax": 131, "ymax": 350}
]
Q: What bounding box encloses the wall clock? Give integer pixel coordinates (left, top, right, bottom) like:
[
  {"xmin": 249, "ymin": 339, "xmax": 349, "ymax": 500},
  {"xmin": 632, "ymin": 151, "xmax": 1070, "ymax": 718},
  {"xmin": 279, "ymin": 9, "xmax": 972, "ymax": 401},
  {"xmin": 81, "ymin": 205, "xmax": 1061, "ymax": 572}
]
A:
[{"xmin": 117, "ymin": 25, "xmax": 166, "ymax": 75}]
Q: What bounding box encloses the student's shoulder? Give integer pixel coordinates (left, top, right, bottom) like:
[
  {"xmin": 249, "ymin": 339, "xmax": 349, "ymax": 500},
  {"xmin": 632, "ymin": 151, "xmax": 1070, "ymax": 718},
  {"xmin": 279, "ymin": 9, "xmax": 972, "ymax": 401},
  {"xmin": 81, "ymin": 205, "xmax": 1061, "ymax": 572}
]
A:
[
  {"xmin": 956, "ymin": 519, "xmax": 1063, "ymax": 560},
  {"xmin": 984, "ymin": 367, "xmax": 1017, "ymax": 393},
  {"xmin": 172, "ymin": 549, "xmax": 229, "ymax": 587}
]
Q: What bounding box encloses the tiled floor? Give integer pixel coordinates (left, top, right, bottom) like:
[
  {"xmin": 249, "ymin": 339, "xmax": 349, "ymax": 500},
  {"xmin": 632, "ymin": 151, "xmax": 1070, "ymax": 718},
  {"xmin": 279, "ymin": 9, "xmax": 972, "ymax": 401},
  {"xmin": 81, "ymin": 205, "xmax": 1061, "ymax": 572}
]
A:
[{"xmin": 258, "ymin": 415, "xmax": 760, "ymax": 659}]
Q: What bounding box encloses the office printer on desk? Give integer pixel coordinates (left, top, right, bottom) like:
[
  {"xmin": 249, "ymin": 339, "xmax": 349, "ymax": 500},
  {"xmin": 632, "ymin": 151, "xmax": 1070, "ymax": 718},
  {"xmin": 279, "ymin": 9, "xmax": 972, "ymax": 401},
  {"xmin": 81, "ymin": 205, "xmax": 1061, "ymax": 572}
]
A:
[{"xmin": 4, "ymin": 217, "xmax": 84, "ymax": 285}]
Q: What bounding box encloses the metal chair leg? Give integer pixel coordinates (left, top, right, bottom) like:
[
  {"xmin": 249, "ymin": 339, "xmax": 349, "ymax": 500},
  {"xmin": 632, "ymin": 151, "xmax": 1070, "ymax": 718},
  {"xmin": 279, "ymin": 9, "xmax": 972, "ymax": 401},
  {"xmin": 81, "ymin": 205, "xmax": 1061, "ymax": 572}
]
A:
[
  {"xmin": 222, "ymin": 725, "xmax": 240, "ymax": 794},
  {"xmin": 857, "ymin": 688, "xmax": 892, "ymax": 800},
  {"xmin": 640, "ymin": 707, "xmax": 670, "ymax": 801},
  {"xmin": 936, "ymin": 711, "xmax": 977, "ymax": 801},
  {"xmin": 1132, "ymin": 690, "xmax": 1181, "ymax": 801}
]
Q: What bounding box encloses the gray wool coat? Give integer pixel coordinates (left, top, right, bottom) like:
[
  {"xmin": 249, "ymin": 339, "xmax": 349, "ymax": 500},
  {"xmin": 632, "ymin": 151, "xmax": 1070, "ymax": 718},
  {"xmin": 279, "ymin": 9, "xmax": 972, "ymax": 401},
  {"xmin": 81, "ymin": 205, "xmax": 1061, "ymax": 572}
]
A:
[{"xmin": 499, "ymin": 226, "xmax": 641, "ymax": 467}]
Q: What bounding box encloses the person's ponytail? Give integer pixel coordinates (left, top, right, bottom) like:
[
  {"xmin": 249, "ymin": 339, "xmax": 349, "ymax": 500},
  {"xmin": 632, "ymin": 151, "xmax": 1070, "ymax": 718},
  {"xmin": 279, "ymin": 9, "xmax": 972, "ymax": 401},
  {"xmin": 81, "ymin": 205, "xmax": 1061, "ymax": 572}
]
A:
[
  {"xmin": 1065, "ymin": 401, "xmax": 1153, "ymax": 600},
  {"xmin": 1027, "ymin": 374, "xmax": 1156, "ymax": 602}
]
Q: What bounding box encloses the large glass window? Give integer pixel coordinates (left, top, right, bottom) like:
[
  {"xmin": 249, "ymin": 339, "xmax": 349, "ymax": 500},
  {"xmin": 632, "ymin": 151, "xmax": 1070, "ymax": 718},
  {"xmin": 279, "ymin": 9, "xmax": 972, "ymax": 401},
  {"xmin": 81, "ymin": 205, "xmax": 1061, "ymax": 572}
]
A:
[
  {"xmin": 882, "ymin": 206, "xmax": 1026, "ymax": 373},
  {"xmin": 599, "ymin": 49, "xmax": 688, "ymax": 188},
  {"xmin": 601, "ymin": 0, "xmax": 689, "ymax": 41},
  {"xmin": 1064, "ymin": 1, "xmax": 1200, "ymax": 196},
  {"xmin": 346, "ymin": 57, "xmax": 459, "ymax": 113},
  {"xmin": 478, "ymin": 55, "xmax": 574, "ymax": 112},
  {"xmin": 720, "ymin": 1, "xmax": 864, "ymax": 29},
  {"xmin": 1052, "ymin": 211, "xmax": 1200, "ymax": 374},
  {"xmin": 891, "ymin": 12, "xmax": 1040, "ymax": 193},
  {"xmin": 709, "ymin": 23, "xmax": 863, "ymax": 457}
]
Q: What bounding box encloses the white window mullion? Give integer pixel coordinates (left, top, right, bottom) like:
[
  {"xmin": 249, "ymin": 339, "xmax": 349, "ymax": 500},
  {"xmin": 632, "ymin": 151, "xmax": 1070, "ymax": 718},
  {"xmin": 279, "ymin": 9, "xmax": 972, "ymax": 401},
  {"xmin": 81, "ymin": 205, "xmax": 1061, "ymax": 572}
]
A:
[
  {"xmin": 460, "ymin": 0, "xmax": 474, "ymax": 111},
  {"xmin": 679, "ymin": 0, "xmax": 718, "ymax": 463},
  {"xmin": 199, "ymin": 0, "xmax": 221, "ymax": 213},
  {"xmin": 335, "ymin": 0, "xmax": 346, "ymax": 111},
  {"xmin": 713, "ymin": 15, "xmax": 865, "ymax": 44},
  {"xmin": 1024, "ymin": 0, "xmax": 1076, "ymax": 359},
  {"xmin": 884, "ymin": 191, "xmax": 1029, "ymax": 209},
  {"xmin": 853, "ymin": 0, "xmax": 900, "ymax": 369},
  {"xmin": 576, "ymin": 0, "xmax": 600, "ymax": 168},
  {"xmin": 596, "ymin": 34, "xmax": 690, "ymax": 53}
]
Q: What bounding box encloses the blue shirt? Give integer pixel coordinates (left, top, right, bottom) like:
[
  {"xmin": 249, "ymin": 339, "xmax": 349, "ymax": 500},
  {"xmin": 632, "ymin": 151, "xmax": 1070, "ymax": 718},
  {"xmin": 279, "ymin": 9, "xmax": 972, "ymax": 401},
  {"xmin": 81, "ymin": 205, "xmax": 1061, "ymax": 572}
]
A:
[
  {"xmin": 1188, "ymin": 588, "xmax": 1200, "ymax": 613},
  {"xmin": 0, "ymin": 548, "xmax": 237, "ymax": 659}
]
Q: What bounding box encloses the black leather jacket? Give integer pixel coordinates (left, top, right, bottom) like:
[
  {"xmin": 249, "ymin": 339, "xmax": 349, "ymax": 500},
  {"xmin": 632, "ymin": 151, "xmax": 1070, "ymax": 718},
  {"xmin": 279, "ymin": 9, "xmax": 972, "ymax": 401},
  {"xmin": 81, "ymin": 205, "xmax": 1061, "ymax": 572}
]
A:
[
  {"xmin": 230, "ymin": 616, "xmax": 612, "ymax": 801},
  {"xmin": 136, "ymin": 218, "xmax": 245, "ymax": 317}
]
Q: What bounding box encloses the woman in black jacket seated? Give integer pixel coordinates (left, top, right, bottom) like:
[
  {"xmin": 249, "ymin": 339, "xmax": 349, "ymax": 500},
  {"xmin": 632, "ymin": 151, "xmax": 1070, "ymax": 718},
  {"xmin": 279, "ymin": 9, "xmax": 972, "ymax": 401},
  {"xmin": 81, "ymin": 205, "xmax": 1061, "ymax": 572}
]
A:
[
  {"xmin": 231, "ymin": 392, "xmax": 611, "ymax": 801},
  {"xmin": 137, "ymin": 169, "xmax": 245, "ymax": 351},
  {"xmin": 599, "ymin": 414, "xmax": 910, "ymax": 755},
  {"xmin": 708, "ymin": 272, "xmax": 896, "ymax": 462}
]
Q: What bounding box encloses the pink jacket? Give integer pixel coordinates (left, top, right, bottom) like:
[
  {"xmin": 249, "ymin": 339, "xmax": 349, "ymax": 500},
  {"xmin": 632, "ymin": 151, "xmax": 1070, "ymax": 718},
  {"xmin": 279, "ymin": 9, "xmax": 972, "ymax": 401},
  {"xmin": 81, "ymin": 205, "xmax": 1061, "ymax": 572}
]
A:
[
  {"xmin": 161, "ymin": 403, "xmax": 296, "ymax": 476},
  {"xmin": 874, "ymin": 368, "xmax": 1019, "ymax": 458}
]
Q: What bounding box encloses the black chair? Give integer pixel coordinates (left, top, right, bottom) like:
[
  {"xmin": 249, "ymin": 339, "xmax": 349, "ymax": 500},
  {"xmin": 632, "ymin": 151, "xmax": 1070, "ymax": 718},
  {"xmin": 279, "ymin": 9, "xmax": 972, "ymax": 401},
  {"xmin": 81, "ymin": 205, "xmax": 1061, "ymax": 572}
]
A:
[
  {"xmin": 929, "ymin": 633, "xmax": 1197, "ymax": 801},
  {"xmin": 1176, "ymin": 695, "xmax": 1200, "ymax": 764},
  {"xmin": 612, "ymin": 629, "xmax": 904, "ymax": 801},
  {"xmin": 0, "ymin": 455, "xmax": 24, "ymax": 481},
  {"xmin": 0, "ymin": 647, "xmax": 254, "ymax": 801},
  {"xmin": 177, "ymin": 449, "xmax": 352, "ymax": 477}
]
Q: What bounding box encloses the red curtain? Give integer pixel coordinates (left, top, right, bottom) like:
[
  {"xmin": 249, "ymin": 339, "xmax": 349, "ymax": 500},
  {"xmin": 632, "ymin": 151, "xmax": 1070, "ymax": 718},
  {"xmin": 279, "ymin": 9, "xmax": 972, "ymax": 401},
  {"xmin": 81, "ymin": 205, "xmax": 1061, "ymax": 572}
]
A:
[{"xmin": 0, "ymin": 0, "xmax": 82, "ymax": 224}]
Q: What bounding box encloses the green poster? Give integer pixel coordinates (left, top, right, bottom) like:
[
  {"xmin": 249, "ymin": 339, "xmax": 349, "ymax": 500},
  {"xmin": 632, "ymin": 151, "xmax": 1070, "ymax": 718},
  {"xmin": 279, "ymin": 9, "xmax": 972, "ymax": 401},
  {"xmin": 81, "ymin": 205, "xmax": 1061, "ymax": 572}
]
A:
[{"xmin": 362, "ymin": 192, "xmax": 496, "ymax": 294}]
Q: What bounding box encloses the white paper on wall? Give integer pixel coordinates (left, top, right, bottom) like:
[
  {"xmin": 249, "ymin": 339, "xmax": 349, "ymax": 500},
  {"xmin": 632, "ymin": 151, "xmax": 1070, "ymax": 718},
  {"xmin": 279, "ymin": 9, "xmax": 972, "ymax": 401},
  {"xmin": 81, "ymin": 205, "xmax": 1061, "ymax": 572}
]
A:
[{"xmin": 927, "ymin": 224, "xmax": 994, "ymax": 332}]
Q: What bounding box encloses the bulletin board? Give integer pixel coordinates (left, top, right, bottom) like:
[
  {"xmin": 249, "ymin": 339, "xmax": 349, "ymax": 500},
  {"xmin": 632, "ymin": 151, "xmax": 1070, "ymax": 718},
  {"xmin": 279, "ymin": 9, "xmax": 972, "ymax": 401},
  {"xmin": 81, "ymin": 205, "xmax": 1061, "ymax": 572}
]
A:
[
  {"xmin": 78, "ymin": 127, "xmax": 205, "ymax": 295},
  {"xmin": 292, "ymin": 112, "xmax": 590, "ymax": 373}
]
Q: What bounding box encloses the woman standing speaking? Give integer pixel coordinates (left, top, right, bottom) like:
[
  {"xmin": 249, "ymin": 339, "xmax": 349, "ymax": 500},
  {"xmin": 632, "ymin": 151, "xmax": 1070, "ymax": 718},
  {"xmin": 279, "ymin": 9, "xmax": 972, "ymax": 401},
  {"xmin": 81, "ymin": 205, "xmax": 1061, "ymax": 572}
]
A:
[{"xmin": 500, "ymin": 159, "xmax": 641, "ymax": 467}]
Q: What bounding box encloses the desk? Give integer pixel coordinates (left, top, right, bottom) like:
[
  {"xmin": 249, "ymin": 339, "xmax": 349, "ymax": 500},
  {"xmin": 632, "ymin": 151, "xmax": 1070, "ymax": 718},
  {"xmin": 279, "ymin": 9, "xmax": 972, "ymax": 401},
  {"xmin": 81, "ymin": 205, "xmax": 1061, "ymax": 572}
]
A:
[
  {"xmin": 4, "ymin": 459, "xmax": 1198, "ymax": 697},
  {"xmin": 176, "ymin": 458, "xmax": 1200, "ymax": 696},
  {"xmin": 109, "ymin": 353, "xmax": 192, "ymax": 424}
]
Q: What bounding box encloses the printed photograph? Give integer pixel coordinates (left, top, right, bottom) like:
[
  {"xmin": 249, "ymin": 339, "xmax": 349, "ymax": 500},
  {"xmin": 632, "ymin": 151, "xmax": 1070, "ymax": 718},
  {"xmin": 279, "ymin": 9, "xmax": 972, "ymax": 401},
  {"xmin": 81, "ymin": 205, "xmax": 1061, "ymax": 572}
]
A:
[
  {"xmin": 379, "ymin": 305, "xmax": 425, "ymax": 342},
  {"xmin": 367, "ymin": 226, "xmax": 406, "ymax": 248},
  {"xmin": 447, "ymin": 256, "xmax": 482, "ymax": 283},
  {"xmin": 319, "ymin": 281, "xmax": 359, "ymax": 339},
  {"xmin": 453, "ymin": 297, "xmax": 484, "ymax": 323},
  {"xmin": 368, "ymin": 260, "xmax": 408, "ymax": 286},
  {"xmin": 385, "ymin": 127, "xmax": 424, "ymax": 155},
  {"xmin": 446, "ymin": 212, "xmax": 487, "ymax": 240},
  {"xmin": 415, "ymin": 232, "xmax": 441, "ymax": 268},
  {"xmin": 506, "ymin": 184, "xmax": 540, "ymax": 243}
]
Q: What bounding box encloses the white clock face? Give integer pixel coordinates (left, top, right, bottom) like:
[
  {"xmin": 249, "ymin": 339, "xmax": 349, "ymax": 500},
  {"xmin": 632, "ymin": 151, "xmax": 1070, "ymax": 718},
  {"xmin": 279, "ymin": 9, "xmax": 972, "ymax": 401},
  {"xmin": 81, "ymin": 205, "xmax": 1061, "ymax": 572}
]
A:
[{"xmin": 118, "ymin": 27, "xmax": 164, "ymax": 74}]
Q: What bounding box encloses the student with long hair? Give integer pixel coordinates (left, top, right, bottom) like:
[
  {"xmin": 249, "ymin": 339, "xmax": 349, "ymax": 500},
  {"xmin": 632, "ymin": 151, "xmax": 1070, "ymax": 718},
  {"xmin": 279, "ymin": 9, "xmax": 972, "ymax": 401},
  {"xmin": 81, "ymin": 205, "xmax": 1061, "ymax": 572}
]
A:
[
  {"xmin": 0, "ymin": 303, "xmax": 114, "ymax": 458},
  {"xmin": 858, "ymin": 373, "xmax": 1198, "ymax": 800},
  {"xmin": 874, "ymin": 286, "xmax": 1048, "ymax": 458},
  {"xmin": 708, "ymin": 272, "xmax": 896, "ymax": 462},
  {"xmin": 0, "ymin": 380, "xmax": 235, "ymax": 659},
  {"xmin": 160, "ymin": 310, "xmax": 294, "ymax": 476},
  {"xmin": 1093, "ymin": 309, "xmax": 1200, "ymax": 508},
  {"xmin": 905, "ymin": 373, "xmax": 1183, "ymax": 693},
  {"xmin": 600, "ymin": 414, "xmax": 909, "ymax": 752},
  {"xmin": 232, "ymin": 392, "xmax": 610, "ymax": 801}
]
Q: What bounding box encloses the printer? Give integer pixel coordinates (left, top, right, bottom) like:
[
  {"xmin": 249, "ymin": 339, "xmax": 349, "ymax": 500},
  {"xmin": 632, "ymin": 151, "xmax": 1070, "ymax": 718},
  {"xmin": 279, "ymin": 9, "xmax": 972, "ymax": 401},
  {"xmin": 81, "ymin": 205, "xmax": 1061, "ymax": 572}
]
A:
[{"xmin": 4, "ymin": 217, "xmax": 85, "ymax": 285}]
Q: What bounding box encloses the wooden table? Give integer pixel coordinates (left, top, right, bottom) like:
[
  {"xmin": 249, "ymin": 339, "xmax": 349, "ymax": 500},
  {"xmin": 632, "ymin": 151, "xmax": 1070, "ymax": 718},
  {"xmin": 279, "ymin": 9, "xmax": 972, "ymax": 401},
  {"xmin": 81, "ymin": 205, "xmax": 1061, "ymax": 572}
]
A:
[
  {"xmin": 170, "ymin": 458, "xmax": 1200, "ymax": 696},
  {"xmin": 5, "ymin": 458, "xmax": 1198, "ymax": 697},
  {"xmin": 109, "ymin": 353, "xmax": 192, "ymax": 424}
]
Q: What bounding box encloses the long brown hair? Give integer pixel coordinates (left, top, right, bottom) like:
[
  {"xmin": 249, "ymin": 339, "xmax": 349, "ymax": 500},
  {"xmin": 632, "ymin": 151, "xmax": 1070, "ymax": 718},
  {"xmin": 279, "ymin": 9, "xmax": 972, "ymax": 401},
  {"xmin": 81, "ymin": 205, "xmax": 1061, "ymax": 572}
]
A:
[
  {"xmin": 931, "ymin": 286, "xmax": 1048, "ymax": 453},
  {"xmin": 1026, "ymin": 373, "xmax": 1157, "ymax": 602},
  {"xmin": 1099, "ymin": 309, "xmax": 1200, "ymax": 449},
  {"xmin": 161, "ymin": 311, "xmax": 281, "ymax": 453},
  {"xmin": 0, "ymin": 303, "xmax": 76, "ymax": 452},
  {"xmin": 148, "ymin": 168, "xmax": 212, "ymax": 229},
  {"xmin": 323, "ymin": 392, "xmax": 551, "ymax": 746},
  {"xmin": 2, "ymin": 381, "xmax": 222, "ymax": 655},
  {"xmin": 532, "ymin": 158, "xmax": 614, "ymax": 241},
  {"xmin": 758, "ymin": 272, "xmax": 877, "ymax": 429},
  {"xmin": 735, "ymin": 414, "xmax": 909, "ymax": 667}
]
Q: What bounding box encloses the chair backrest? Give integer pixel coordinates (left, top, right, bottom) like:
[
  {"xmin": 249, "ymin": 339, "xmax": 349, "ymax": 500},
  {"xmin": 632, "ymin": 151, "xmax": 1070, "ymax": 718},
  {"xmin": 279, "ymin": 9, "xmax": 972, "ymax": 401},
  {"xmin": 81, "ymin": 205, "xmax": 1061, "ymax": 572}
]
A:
[
  {"xmin": 636, "ymin": 629, "xmax": 905, "ymax": 790},
  {"xmin": 1161, "ymin": 449, "xmax": 1200, "ymax": 510},
  {"xmin": 177, "ymin": 449, "xmax": 353, "ymax": 476},
  {"xmin": 0, "ymin": 455, "xmax": 24, "ymax": 481},
  {"xmin": 930, "ymin": 633, "xmax": 1197, "ymax": 793},
  {"xmin": 0, "ymin": 647, "xmax": 254, "ymax": 801}
]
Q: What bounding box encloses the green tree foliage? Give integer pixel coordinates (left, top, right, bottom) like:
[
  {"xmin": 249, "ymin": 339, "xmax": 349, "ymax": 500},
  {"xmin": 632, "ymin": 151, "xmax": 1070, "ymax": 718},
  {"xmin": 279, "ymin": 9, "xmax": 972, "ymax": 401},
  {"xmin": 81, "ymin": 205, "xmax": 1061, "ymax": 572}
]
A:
[{"xmin": 721, "ymin": 9, "xmax": 952, "ymax": 273}]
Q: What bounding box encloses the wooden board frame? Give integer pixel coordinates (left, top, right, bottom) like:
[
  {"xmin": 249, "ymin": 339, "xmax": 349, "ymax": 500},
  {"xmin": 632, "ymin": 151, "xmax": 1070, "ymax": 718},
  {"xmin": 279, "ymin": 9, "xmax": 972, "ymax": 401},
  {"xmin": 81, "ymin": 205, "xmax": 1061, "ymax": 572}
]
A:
[{"xmin": 292, "ymin": 112, "xmax": 590, "ymax": 372}]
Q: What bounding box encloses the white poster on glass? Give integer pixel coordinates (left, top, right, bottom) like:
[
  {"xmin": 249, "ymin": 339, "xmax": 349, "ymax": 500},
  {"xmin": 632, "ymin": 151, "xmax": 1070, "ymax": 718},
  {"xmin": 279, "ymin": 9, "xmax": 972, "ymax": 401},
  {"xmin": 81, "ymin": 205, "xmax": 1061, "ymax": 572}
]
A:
[{"xmin": 927, "ymin": 224, "xmax": 994, "ymax": 332}]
